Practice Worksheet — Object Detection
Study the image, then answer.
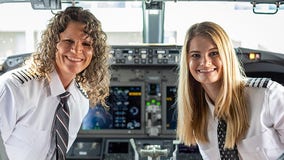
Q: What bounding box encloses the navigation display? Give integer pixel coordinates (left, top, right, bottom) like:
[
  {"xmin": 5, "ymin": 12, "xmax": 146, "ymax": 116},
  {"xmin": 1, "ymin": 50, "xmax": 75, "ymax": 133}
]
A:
[
  {"xmin": 81, "ymin": 86, "xmax": 142, "ymax": 130},
  {"xmin": 166, "ymin": 86, "xmax": 177, "ymax": 130}
]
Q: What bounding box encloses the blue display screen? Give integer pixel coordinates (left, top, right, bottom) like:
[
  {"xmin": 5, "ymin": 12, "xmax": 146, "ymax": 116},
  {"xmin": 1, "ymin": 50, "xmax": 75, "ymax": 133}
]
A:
[{"xmin": 81, "ymin": 86, "xmax": 142, "ymax": 130}]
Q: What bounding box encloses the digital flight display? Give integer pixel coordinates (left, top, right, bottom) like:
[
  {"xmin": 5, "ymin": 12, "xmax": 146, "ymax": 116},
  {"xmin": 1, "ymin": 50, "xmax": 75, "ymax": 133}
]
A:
[
  {"xmin": 81, "ymin": 86, "xmax": 142, "ymax": 130},
  {"xmin": 166, "ymin": 86, "xmax": 177, "ymax": 130}
]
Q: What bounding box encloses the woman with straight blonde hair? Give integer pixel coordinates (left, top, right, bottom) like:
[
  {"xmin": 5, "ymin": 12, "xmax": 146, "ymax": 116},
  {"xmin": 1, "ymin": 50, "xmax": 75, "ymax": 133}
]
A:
[{"xmin": 177, "ymin": 21, "xmax": 284, "ymax": 159}]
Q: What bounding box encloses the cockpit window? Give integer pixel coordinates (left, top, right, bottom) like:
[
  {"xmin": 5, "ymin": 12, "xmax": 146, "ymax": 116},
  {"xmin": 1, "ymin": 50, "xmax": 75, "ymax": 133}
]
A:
[
  {"xmin": 164, "ymin": 1, "xmax": 284, "ymax": 54},
  {"xmin": 0, "ymin": 1, "xmax": 284, "ymax": 57}
]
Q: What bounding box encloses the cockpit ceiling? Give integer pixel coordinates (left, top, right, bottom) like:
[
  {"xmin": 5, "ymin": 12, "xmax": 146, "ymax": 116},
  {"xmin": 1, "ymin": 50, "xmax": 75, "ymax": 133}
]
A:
[{"xmin": 0, "ymin": 0, "xmax": 283, "ymax": 3}]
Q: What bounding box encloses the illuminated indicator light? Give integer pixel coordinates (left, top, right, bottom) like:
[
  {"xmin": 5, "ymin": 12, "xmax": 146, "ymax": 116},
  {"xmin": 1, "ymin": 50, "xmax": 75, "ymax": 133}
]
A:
[
  {"xmin": 157, "ymin": 50, "xmax": 166, "ymax": 54},
  {"xmin": 248, "ymin": 52, "xmax": 260, "ymax": 60},
  {"xmin": 129, "ymin": 92, "xmax": 141, "ymax": 96},
  {"xmin": 146, "ymin": 102, "xmax": 151, "ymax": 106},
  {"xmin": 151, "ymin": 99, "xmax": 156, "ymax": 104},
  {"xmin": 156, "ymin": 101, "xmax": 161, "ymax": 106},
  {"xmin": 166, "ymin": 97, "xmax": 172, "ymax": 101},
  {"xmin": 249, "ymin": 53, "xmax": 256, "ymax": 60},
  {"xmin": 79, "ymin": 151, "xmax": 87, "ymax": 155}
]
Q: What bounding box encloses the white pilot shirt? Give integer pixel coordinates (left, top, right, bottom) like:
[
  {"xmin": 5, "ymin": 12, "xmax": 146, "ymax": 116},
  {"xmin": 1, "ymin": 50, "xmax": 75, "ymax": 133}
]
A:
[
  {"xmin": 197, "ymin": 78, "xmax": 284, "ymax": 160},
  {"xmin": 0, "ymin": 67, "xmax": 89, "ymax": 160}
]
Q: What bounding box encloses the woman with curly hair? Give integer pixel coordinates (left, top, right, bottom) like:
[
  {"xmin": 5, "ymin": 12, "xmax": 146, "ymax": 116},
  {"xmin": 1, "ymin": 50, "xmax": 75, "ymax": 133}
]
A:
[
  {"xmin": 0, "ymin": 6, "xmax": 110, "ymax": 160},
  {"xmin": 176, "ymin": 21, "xmax": 284, "ymax": 159}
]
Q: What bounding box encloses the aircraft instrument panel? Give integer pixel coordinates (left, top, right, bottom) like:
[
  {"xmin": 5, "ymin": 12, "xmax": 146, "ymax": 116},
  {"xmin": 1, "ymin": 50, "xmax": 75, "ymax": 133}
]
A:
[{"xmin": 1, "ymin": 45, "xmax": 284, "ymax": 160}]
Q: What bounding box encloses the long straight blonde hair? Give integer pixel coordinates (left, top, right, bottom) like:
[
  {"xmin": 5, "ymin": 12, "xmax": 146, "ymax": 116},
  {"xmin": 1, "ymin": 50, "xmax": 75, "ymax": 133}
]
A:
[{"xmin": 177, "ymin": 21, "xmax": 249, "ymax": 149}]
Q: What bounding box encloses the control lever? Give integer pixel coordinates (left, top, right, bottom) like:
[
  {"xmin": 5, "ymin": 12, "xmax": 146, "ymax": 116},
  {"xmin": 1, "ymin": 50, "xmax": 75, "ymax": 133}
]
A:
[
  {"xmin": 130, "ymin": 138, "xmax": 139, "ymax": 160},
  {"xmin": 171, "ymin": 140, "xmax": 180, "ymax": 160},
  {"xmin": 130, "ymin": 139, "xmax": 170, "ymax": 160},
  {"xmin": 139, "ymin": 145, "xmax": 169, "ymax": 160}
]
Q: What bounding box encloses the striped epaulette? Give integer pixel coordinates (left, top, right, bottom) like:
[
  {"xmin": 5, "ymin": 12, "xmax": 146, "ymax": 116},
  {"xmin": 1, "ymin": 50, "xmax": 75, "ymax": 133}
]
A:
[
  {"xmin": 246, "ymin": 77, "xmax": 271, "ymax": 88},
  {"xmin": 75, "ymin": 82, "xmax": 89, "ymax": 99},
  {"xmin": 11, "ymin": 68, "xmax": 39, "ymax": 84}
]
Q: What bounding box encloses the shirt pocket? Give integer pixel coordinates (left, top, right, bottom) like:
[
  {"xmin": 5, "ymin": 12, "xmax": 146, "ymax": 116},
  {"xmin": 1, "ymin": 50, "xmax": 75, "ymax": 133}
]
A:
[
  {"xmin": 238, "ymin": 129, "xmax": 284, "ymax": 160},
  {"xmin": 5, "ymin": 124, "xmax": 49, "ymax": 160}
]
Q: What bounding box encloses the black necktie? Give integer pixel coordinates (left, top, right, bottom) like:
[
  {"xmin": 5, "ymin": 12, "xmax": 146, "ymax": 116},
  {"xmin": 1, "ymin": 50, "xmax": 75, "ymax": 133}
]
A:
[
  {"xmin": 217, "ymin": 119, "xmax": 239, "ymax": 160},
  {"xmin": 54, "ymin": 91, "xmax": 71, "ymax": 160}
]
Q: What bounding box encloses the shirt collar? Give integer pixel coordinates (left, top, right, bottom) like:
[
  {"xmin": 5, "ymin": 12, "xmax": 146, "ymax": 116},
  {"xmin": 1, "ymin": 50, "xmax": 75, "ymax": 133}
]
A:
[
  {"xmin": 205, "ymin": 93, "xmax": 215, "ymax": 117},
  {"xmin": 49, "ymin": 70, "xmax": 76, "ymax": 97}
]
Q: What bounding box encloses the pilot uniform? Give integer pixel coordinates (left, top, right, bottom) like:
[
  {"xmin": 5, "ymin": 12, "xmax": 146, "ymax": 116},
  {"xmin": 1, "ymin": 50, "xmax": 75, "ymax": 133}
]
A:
[
  {"xmin": 0, "ymin": 66, "xmax": 89, "ymax": 160},
  {"xmin": 197, "ymin": 78, "xmax": 284, "ymax": 160}
]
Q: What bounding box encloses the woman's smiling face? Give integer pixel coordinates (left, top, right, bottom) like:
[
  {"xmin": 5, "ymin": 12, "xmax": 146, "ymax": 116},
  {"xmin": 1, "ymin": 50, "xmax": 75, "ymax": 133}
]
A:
[
  {"xmin": 55, "ymin": 21, "xmax": 93, "ymax": 83},
  {"xmin": 187, "ymin": 35, "xmax": 223, "ymax": 86}
]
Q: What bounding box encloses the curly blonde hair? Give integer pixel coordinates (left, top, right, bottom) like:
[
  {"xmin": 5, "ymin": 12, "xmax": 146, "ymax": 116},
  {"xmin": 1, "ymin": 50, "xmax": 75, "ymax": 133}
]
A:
[{"xmin": 28, "ymin": 6, "xmax": 110, "ymax": 106}]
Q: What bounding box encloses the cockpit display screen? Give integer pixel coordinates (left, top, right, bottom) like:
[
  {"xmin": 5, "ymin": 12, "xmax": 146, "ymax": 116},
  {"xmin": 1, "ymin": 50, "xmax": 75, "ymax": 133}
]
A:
[
  {"xmin": 166, "ymin": 86, "xmax": 177, "ymax": 130},
  {"xmin": 81, "ymin": 86, "xmax": 142, "ymax": 130}
]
